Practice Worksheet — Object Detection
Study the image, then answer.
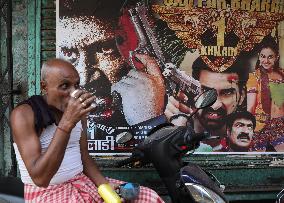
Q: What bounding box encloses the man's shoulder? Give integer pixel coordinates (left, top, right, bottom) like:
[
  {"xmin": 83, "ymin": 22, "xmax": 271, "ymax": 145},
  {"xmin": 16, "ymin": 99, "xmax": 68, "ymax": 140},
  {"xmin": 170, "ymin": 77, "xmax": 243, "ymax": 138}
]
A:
[
  {"xmin": 11, "ymin": 104, "xmax": 34, "ymax": 124},
  {"xmin": 12, "ymin": 103, "xmax": 33, "ymax": 116},
  {"xmin": 10, "ymin": 103, "xmax": 36, "ymax": 141},
  {"xmin": 10, "ymin": 95, "xmax": 39, "ymax": 127}
]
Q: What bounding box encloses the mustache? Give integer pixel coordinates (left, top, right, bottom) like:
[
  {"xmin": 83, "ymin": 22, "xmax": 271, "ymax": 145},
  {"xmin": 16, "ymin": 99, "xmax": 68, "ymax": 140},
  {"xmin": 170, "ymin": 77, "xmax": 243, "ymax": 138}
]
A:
[
  {"xmin": 237, "ymin": 132, "xmax": 250, "ymax": 140},
  {"xmin": 202, "ymin": 107, "xmax": 227, "ymax": 118}
]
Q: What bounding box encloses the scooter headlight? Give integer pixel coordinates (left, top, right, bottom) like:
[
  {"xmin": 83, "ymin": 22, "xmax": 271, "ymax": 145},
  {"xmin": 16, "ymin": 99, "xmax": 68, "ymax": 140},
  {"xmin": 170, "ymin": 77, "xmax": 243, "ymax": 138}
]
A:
[{"xmin": 185, "ymin": 183, "xmax": 226, "ymax": 203}]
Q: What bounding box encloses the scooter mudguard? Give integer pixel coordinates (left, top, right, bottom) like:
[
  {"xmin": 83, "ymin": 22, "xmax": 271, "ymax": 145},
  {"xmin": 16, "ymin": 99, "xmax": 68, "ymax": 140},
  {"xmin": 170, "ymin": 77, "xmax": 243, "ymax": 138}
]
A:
[{"xmin": 180, "ymin": 164, "xmax": 228, "ymax": 203}]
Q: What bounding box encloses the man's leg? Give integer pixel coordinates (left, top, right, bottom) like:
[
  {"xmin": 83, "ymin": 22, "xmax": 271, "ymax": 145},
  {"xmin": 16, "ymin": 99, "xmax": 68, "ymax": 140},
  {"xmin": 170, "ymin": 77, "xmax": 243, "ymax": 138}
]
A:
[
  {"xmin": 24, "ymin": 173, "xmax": 165, "ymax": 203},
  {"xmin": 107, "ymin": 178, "xmax": 165, "ymax": 203}
]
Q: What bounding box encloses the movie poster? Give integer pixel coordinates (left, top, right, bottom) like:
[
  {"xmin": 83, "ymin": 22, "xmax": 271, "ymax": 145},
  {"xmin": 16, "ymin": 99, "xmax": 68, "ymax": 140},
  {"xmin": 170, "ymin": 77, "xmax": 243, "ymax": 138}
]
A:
[{"xmin": 56, "ymin": 0, "xmax": 284, "ymax": 155}]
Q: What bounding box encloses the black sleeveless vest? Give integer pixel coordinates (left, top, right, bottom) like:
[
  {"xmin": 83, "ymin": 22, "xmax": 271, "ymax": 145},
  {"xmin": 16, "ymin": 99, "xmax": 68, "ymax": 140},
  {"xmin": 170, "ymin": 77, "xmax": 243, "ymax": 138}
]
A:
[{"xmin": 18, "ymin": 95, "xmax": 55, "ymax": 134}]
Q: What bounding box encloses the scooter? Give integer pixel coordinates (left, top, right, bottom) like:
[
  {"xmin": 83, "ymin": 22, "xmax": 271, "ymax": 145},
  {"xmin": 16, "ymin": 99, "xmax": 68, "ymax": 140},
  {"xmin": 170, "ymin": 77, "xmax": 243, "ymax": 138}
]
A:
[{"xmin": 116, "ymin": 89, "xmax": 228, "ymax": 203}]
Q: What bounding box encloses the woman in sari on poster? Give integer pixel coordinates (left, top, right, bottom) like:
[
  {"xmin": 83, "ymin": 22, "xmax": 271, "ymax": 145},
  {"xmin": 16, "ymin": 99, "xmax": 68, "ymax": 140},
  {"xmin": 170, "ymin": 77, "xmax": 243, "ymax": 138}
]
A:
[{"xmin": 247, "ymin": 35, "xmax": 284, "ymax": 152}]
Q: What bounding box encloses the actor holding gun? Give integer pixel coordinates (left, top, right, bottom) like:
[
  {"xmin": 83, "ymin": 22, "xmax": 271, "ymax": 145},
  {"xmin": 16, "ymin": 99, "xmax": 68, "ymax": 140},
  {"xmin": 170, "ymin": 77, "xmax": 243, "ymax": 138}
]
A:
[
  {"xmin": 113, "ymin": 1, "xmax": 201, "ymax": 127},
  {"xmin": 113, "ymin": 1, "xmax": 248, "ymax": 152}
]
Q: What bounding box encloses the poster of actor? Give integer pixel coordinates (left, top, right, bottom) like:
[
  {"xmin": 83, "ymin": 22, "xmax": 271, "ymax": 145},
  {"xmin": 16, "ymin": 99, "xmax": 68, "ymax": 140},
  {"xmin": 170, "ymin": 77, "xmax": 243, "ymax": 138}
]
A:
[
  {"xmin": 145, "ymin": 0, "xmax": 284, "ymax": 153},
  {"xmin": 216, "ymin": 111, "xmax": 256, "ymax": 152},
  {"xmin": 56, "ymin": 0, "xmax": 284, "ymax": 154},
  {"xmin": 56, "ymin": 0, "xmax": 167, "ymax": 155}
]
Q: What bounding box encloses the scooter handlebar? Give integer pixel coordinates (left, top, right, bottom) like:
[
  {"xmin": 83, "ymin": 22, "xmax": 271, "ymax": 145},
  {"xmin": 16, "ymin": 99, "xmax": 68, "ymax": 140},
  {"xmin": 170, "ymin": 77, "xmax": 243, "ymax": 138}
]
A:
[{"xmin": 116, "ymin": 125, "xmax": 211, "ymax": 168}]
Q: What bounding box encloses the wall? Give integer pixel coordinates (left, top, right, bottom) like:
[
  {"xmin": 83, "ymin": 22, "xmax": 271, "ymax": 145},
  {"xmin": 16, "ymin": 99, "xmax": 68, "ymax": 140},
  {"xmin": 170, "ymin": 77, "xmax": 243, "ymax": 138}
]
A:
[{"xmin": 0, "ymin": 0, "xmax": 28, "ymax": 177}]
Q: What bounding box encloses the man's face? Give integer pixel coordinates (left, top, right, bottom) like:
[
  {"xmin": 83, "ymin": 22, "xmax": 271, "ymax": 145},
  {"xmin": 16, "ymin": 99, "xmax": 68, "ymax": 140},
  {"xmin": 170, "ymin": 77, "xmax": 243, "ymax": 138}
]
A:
[
  {"xmin": 196, "ymin": 70, "xmax": 244, "ymax": 130},
  {"xmin": 227, "ymin": 118, "xmax": 254, "ymax": 149},
  {"xmin": 58, "ymin": 16, "xmax": 125, "ymax": 85},
  {"xmin": 42, "ymin": 64, "xmax": 80, "ymax": 112},
  {"xmin": 259, "ymin": 47, "xmax": 278, "ymax": 71}
]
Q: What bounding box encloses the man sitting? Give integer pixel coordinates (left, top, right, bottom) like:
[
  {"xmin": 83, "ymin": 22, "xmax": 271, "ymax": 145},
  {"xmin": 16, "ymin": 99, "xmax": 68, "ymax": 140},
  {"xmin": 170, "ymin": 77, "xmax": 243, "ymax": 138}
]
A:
[{"xmin": 10, "ymin": 58, "xmax": 164, "ymax": 203}]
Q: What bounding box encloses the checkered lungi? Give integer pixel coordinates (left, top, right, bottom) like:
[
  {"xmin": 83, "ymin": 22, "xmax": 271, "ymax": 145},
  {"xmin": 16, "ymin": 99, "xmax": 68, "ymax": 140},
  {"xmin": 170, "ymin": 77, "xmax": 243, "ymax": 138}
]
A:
[{"xmin": 24, "ymin": 172, "xmax": 165, "ymax": 203}]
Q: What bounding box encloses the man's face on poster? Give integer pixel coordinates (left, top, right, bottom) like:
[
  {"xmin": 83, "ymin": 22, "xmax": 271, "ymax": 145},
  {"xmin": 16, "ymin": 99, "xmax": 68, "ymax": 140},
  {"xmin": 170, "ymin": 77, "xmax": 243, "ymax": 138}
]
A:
[
  {"xmin": 196, "ymin": 70, "xmax": 245, "ymax": 130},
  {"xmin": 227, "ymin": 118, "xmax": 254, "ymax": 149},
  {"xmin": 58, "ymin": 16, "xmax": 124, "ymax": 85}
]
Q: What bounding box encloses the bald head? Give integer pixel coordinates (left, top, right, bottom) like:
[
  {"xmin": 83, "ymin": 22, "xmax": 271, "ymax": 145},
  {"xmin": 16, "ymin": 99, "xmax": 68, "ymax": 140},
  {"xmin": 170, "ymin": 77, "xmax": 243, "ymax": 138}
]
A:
[
  {"xmin": 41, "ymin": 58, "xmax": 77, "ymax": 81},
  {"xmin": 39, "ymin": 58, "xmax": 81, "ymax": 112}
]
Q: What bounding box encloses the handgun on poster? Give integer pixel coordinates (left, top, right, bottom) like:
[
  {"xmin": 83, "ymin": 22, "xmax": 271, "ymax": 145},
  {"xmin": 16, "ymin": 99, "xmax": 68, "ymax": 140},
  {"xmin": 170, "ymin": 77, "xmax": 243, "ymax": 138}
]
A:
[{"xmin": 116, "ymin": 1, "xmax": 201, "ymax": 105}]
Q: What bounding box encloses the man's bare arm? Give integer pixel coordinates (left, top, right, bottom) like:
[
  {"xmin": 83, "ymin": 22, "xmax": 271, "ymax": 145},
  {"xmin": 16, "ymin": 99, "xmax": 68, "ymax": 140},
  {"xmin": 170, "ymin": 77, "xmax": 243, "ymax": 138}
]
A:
[
  {"xmin": 11, "ymin": 90, "xmax": 96, "ymax": 187},
  {"xmin": 11, "ymin": 104, "xmax": 72, "ymax": 187}
]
